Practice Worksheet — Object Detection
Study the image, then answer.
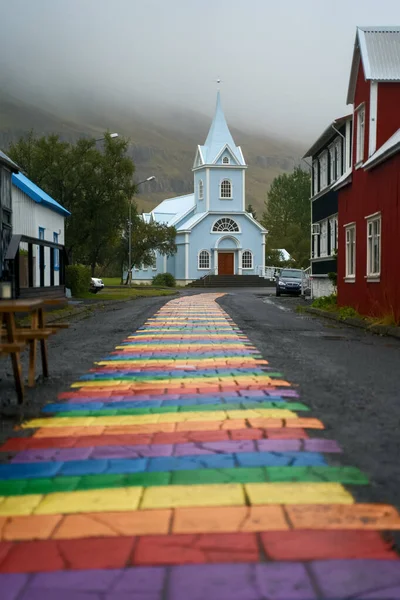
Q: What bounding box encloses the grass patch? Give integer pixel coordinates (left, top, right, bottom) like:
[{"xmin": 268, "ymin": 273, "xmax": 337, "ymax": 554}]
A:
[
  {"xmin": 77, "ymin": 287, "xmax": 177, "ymax": 301},
  {"xmin": 102, "ymin": 277, "xmax": 122, "ymax": 286},
  {"xmin": 311, "ymin": 294, "xmax": 338, "ymax": 311},
  {"xmin": 311, "ymin": 295, "xmax": 362, "ymax": 321}
]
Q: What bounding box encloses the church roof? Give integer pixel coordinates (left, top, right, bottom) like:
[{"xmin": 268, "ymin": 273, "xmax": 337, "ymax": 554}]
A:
[
  {"xmin": 142, "ymin": 193, "xmax": 195, "ymax": 226},
  {"xmin": 198, "ymin": 92, "xmax": 245, "ymax": 166}
]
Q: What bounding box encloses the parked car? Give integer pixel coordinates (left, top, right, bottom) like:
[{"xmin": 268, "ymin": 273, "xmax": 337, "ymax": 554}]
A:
[
  {"xmin": 90, "ymin": 277, "xmax": 104, "ymax": 293},
  {"xmin": 276, "ymin": 268, "xmax": 303, "ymax": 296}
]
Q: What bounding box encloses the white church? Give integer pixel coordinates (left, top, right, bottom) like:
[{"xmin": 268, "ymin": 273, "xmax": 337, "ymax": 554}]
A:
[{"xmin": 133, "ymin": 92, "xmax": 266, "ymax": 285}]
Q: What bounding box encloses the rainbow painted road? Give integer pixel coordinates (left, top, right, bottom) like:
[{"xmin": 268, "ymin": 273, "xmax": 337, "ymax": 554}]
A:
[{"xmin": 0, "ymin": 293, "xmax": 400, "ymax": 599}]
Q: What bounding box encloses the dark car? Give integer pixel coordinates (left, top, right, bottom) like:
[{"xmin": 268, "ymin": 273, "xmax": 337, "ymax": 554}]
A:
[{"xmin": 276, "ymin": 268, "xmax": 303, "ymax": 296}]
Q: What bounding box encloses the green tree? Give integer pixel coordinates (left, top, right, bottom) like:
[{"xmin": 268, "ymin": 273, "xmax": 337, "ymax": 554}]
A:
[
  {"xmin": 112, "ymin": 217, "xmax": 177, "ymax": 283},
  {"xmin": 246, "ymin": 203, "xmax": 257, "ymax": 219},
  {"xmin": 8, "ymin": 132, "xmax": 135, "ymax": 275},
  {"xmin": 262, "ymin": 167, "xmax": 311, "ymax": 268}
]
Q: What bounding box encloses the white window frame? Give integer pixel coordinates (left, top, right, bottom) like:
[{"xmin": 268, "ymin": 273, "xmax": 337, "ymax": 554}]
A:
[
  {"xmin": 220, "ymin": 178, "xmax": 232, "ymax": 199},
  {"xmin": 329, "ymin": 216, "xmax": 338, "ymax": 256},
  {"xmin": 198, "ymin": 249, "xmax": 211, "ymax": 270},
  {"xmin": 151, "ymin": 251, "xmax": 157, "ymax": 270},
  {"xmin": 312, "ymin": 233, "xmax": 319, "ymax": 258},
  {"xmin": 319, "ymin": 151, "xmax": 328, "ymax": 189},
  {"xmin": 356, "ymin": 104, "xmax": 365, "ymax": 165},
  {"xmin": 222, "ymin": 156, "xmax": 230, "ymax": 165},
  {"xmin": 198, "ymin": 179, "xmax": 204, "ymax": 200},
  {"xmin": 335, "ymin": 138, "xmax": 342, "ymax": 179},
  {"xmin": 211, "ymin": 217, "xmax": 240, "ymax": 233},
  {"xmin": 242, "ymin": 250, "xmax": 253, "ymax": 270},
  {"xmin": 345, "ymin": 223, "xmax": 356, "ymax": 280},
  {"xmin": 320, "ymin": 219, "xmax": 328, "ymax": 257},
  {"xmin": 312, "ymin": 160, "xmax": 319, "ymax": 195},
  {"xmin": 366, "ymin": 213, "xmax": 381, "ymax": 279},
  {"xmin": 329, "ymin": 144, "xmax": 336, "ymax": 184}
]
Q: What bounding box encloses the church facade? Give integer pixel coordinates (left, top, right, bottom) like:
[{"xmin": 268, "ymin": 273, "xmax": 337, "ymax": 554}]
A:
[{"xmin": 133, "ymin": 93, "xmax": 266, "ymax": 285}]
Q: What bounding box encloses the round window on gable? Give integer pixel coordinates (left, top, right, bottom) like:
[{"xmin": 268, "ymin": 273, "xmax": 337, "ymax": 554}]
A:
[{"xmin": 222, "ymin": 156, "xmax": 230, "ymax": 164}]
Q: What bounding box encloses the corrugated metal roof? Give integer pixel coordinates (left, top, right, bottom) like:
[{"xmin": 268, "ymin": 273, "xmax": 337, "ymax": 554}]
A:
[
  {"xmin": 12, "ymin": 173, "xmax": 70, "ymax": 217},
  {"xmin": 360, "ymin": 27, "xmax": 400, "ymax": 80},
  {"xmin": 303, "ymin": 115, "xmax": 352, "ymax": 158},
  {"xmin": 347, "ymin": 27, "xmax": 400, "ymax": 103},
  {"xmin": 363, "ymin": 127, "xmax": 400, "ymax": 169},
  {"xmin": 0, "ymin": 150, "xmax": 20, "ymax": 172}
]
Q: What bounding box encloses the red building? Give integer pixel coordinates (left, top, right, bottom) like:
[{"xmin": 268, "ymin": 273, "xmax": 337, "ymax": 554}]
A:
[{"xmin": 337, "ymin": 27, "xmax": 400, "ymax": 320}]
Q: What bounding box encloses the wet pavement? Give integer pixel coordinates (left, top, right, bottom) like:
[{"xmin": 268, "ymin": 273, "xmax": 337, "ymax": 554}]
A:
[{"xmin": 0, "ymin": 292, "xmax": 399, "ymax": 599}]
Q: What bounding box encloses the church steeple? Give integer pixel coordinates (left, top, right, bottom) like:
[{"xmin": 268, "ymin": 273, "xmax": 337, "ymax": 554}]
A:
[{"xmin": 197, "ymin": 92, "xmax": 245, "ymax": 166}]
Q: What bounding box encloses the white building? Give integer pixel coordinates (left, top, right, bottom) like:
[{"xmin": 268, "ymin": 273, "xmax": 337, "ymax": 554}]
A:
[{"xmin": 11, "ymin": 172, "xmax": 70, "ymax": 288}]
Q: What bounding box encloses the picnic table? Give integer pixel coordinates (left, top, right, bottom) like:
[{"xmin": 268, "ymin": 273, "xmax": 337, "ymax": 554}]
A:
[{"xmin": 0, "ymin": 297, "xmax": 68, "ymax": 404}]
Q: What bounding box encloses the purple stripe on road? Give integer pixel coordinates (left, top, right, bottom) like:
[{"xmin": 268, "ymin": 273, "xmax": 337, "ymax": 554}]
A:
[
  {"xmin": 4, "ymin": 561, "xmax": 400, "ymax": 600},
  {"xmin": 10, "ymin": 438, "xmax": 341, "ymax": 463}
]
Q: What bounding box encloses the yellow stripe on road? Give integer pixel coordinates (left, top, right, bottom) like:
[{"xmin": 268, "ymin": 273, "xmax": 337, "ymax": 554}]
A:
[
  {"xmin": 22, "ymin": 408, "xmax": 299, "ymax": 429},
  {"xmin": 0, "ymin": 483, "xmax": 353, "ymax": 516}
]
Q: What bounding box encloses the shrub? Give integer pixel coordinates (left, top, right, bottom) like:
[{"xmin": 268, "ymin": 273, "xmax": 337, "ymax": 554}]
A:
[
  {"xmin": 311, "ymin": 294, "xmax": 337, "ymax": 310},
  {"xmin": 65, "ymin": 264, "xmax": 91, "ymax": 296},
  {"xmin": 328, "ymin": 271, "xmax": 337, "ymax": 287},
  {"xmin": 152, "ymin": 273, "xmax": 176, "ymax": 287}
]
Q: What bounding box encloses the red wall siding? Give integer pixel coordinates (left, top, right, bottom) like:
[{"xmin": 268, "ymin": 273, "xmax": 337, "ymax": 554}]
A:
[
  {"xmin": 338, "ymin": 154, "xmax": 400, "ymax": 320},
  {"xmin": 338, "ymin": 63, "xmax": 400, "ymax": 321},
  {"xmin": 377, "ymin": 83, "xmax": 400, "ymax": 149}
]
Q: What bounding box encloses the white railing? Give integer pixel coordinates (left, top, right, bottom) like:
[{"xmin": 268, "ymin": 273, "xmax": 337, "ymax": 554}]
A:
[{"xmin": 257, "ymin": 265, "xmax": 281, "ymax": 280}]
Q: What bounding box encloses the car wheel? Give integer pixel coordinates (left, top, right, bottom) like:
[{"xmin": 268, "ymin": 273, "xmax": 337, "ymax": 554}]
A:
[{"xmin": 276, "ymin": 289, "xmax": 281, "ymax": 297}]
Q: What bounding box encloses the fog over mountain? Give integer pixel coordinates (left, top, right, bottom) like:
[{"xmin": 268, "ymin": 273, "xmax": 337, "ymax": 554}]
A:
[{"xmin": 1, "ymin": 0, "xmax": 400, "ymax": 141}]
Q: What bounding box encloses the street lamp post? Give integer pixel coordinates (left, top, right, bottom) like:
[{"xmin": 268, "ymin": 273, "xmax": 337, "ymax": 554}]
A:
[
  {"xmin": 95, "ymin": 133, "xmax": 119, "ymax": 142},
  {"xmin": 127, "ymin": 176, "xmax": 156, "ymax": 285}
]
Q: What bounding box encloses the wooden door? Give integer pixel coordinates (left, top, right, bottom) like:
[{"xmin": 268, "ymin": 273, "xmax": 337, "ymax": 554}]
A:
[{"xmin": 218, "ymin": 252, "xmax": 234, "ymax": 274}]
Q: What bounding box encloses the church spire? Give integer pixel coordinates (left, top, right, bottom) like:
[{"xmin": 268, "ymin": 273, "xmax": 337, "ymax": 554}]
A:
[{"xmin": 199, "ymin": 92, "xmax": 245, "ymax": 166}]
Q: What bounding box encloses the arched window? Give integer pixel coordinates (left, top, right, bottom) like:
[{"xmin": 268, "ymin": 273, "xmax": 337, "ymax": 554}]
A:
[
  {"xmin": 242, "ymin": 250, "xmax": 253, "ymax": 269},
  {"xmin": 222, "ymin": 156, "xmax": 230, "ymax": 164},
  {"xmin": 198, "ymin": 179, "xmax": 204, "ymax": 200},
  {"xmin": 151, "ymin": 251, "xmax": 157, "ymax": 270},
  {"xmin": 198, "ymin": 250, "xmax": 210, "ymax": 269},
  {"xmin": 212, "ymin": 218, "xmax": 239, "ymax": 233},
  {"xmin": 220, "ymin": 179, "xmax": 232, "ymax": 198}
]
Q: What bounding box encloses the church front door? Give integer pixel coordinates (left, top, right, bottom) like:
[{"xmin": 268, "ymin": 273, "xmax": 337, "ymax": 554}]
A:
[{"xmin": 218, "ymin": 252, "xmax": 234, "ymax": 275}]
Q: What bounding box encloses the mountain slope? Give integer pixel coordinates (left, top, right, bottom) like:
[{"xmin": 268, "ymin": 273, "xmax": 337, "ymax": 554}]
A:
[{"xmin": 0, "ymin": 92, "xmax": 304, "ymax": 216}]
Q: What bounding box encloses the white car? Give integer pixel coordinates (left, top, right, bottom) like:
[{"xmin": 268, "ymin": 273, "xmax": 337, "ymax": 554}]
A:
[{"xmin": 90, "ymin": 277, "xmax": 104, "ymax": 293}]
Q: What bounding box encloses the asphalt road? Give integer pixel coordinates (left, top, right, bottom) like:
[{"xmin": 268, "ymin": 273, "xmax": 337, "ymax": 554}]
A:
[
  {"xmin": 219, "ymin": 291, "xmax": 400, "ymax": 514},
  {"xmin": 1, "ymin": 288, "xmax": 399, "ymax": 518}
]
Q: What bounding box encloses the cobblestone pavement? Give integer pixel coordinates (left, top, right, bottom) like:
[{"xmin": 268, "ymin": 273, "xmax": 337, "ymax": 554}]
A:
[{"xmin": 0, "ymin": 293, "xmax": 399, "ymax": 599}]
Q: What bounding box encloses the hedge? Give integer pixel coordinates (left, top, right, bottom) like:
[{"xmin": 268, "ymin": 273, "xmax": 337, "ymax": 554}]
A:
[{"xmin": 65, "ymin": 264, "xmax": 91, "ymax": 296}]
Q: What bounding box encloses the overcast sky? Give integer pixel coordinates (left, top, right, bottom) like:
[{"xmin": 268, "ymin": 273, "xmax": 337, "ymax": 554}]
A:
[{"xmin": 1, "ymin": 0, "xmax": 400, "ymax": 143}]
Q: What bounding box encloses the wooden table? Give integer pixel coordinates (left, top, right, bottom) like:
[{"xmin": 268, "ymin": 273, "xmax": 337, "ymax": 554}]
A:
[{"xmin": 0, "ymin": 299, "xmax": 44, "ymax": 402}]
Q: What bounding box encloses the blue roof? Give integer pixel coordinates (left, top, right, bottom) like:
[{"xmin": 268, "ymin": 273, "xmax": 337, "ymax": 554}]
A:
[
  {"xmin": 199, "ymin": 92, "xmax": 245, "ymax": 165},
  {"xmin": 12, "ymin": 173, "xmax": 70, "ymax": 217}
]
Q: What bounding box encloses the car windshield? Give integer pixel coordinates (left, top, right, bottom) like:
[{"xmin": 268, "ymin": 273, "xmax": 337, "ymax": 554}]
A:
[{"xmin": 280, "ymin": 270, "xmax": 302, "ymax": 279}]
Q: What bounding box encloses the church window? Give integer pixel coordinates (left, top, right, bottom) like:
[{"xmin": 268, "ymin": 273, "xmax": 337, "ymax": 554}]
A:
[
  {"xmin": 212, "ymin": 218, "xmax": 239, "ymax": 233},
  {"xmin": 222, "ymin": 156, "xmax": 230, "ymax": 164},
  {"xmin": 198, "ymin": 250, "xmax": 210, "ymax": 269},
  {"xmin": 242, "ymin": 250, "xmax": 253, "ymax": 269},
  {"xmin": 220, "ymin": 179, "xmax": 232, "ymax": 198},
  {"xmin": 151, "ymin": 251, "xmax": 157, "ymax": 270},
  {"xmin": 198, "ymin": 179, "xmax": 204, "ymax": 200}
]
